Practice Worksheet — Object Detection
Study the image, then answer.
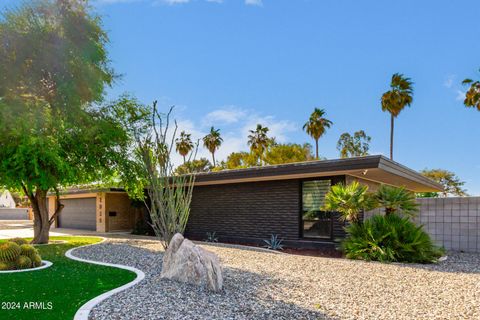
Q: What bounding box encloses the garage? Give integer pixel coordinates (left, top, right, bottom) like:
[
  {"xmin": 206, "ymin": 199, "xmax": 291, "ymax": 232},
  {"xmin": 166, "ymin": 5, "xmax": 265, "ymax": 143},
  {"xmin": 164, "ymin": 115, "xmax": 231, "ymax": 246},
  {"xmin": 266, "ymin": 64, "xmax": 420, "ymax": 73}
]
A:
[{"xmin": 57, "ymin": 198, "xmax": 96, "ymax": 230}]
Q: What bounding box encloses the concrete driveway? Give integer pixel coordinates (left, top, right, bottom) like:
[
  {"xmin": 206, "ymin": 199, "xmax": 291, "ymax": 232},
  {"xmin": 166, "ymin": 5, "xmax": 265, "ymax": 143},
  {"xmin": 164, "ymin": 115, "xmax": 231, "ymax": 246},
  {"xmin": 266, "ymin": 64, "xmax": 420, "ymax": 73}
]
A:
[{"xmin": 0, "ymin": 220, "xmax": 100, "ymax": 239}]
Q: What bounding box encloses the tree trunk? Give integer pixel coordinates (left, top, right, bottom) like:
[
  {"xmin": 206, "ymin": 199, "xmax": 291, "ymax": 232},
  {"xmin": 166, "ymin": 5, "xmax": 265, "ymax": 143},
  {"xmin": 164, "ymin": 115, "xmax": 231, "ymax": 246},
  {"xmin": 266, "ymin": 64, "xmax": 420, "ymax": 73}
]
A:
[
  {"xmin": 212, "ymin": 152, "xmax": 216, "ymax": 167},
  {"xmin": 183, "ymin": 155, "xmax": 186, "ymax": 164},
  {"xmin": 31, "ymin": 189, "xmax": 50, "ymax": 244},
  {"xmin": 315, "ymin": 139, "xmax": 319, "ymax": 160},
  {"xmin": 390, "ymin": 114, "xmax": 394, "ymax": 160}
]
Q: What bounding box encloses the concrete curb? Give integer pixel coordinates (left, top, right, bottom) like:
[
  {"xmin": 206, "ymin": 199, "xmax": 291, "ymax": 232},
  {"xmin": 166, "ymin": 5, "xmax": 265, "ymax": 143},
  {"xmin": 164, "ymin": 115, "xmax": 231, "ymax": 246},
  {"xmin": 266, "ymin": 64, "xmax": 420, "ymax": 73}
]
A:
[
  {"xmin": 0, "ymin": 260, "xmax": 52, "ymax": 273},
  {"xmin": 65, "ymin": 237, "xmax": 146, "ymax": 320}
]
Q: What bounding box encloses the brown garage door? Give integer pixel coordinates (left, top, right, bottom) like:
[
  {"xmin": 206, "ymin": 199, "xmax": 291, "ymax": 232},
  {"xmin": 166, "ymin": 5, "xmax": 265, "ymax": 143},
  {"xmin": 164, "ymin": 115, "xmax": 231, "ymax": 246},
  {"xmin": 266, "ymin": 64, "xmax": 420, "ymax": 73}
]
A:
[{"xmin": 58, "ymin": 198, "xmax": 96, "ymax": 231}]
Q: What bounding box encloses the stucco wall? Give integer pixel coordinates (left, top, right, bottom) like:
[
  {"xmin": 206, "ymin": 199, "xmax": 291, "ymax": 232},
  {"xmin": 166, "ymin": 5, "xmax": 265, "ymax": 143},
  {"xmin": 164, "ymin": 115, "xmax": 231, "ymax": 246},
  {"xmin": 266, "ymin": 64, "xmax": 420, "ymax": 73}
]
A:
[{"xmin": 0, "ymin": 208, "xmax": 29, "ymax": 220}]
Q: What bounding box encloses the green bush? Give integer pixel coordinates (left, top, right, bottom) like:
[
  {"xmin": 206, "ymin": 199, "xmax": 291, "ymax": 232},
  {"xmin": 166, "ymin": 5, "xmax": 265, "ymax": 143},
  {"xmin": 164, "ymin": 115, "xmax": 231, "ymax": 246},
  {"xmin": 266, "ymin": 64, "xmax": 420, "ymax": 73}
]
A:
[{"xmin": 341, "ymin": 214, "xmax": 444, "ymax": 263}]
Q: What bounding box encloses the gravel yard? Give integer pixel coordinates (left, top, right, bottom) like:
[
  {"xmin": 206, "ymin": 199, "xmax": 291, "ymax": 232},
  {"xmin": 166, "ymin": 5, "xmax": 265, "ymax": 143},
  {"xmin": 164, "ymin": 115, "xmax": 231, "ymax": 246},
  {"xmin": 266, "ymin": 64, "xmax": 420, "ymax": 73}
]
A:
[{"xmin": 73, "ymin": 238, "xmax": 480, "ymax": 320}]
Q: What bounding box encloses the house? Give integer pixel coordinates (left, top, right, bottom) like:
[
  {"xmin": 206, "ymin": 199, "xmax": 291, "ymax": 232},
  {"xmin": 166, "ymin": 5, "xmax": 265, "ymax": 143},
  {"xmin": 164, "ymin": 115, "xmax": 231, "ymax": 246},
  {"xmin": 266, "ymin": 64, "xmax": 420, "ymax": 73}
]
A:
[
  {"xmin": 47, "ymin": 156, "xmax": 442, "ymax": 248},
  {"xmin": 0, "ymin": 190, "xmax": 16, "ymax": 208}
]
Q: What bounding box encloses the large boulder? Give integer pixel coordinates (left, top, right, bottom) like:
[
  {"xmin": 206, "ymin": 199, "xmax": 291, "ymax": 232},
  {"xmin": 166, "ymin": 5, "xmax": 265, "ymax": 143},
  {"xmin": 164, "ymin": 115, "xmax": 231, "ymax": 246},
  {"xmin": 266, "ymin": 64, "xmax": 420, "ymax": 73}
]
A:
[{"xmin": 160, "ymin": 233, "xmax": 223, "ymax": 292}]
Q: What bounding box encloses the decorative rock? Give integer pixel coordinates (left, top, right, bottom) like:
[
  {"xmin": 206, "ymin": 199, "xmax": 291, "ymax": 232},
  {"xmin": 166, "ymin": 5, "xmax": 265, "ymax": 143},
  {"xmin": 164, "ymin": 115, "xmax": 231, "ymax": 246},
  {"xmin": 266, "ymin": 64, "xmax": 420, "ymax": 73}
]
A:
[{"xmin": 160, "ymin": 233, "xmax": 223, "ymax": 291}]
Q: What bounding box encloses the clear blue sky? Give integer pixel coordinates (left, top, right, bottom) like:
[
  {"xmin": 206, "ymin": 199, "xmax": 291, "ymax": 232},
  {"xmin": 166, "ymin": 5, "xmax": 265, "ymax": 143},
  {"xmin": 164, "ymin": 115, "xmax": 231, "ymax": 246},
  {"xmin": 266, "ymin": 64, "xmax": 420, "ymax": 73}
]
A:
[{"xmin": 4, "ymin": 0, "xmax": 480, "ymax": 194}]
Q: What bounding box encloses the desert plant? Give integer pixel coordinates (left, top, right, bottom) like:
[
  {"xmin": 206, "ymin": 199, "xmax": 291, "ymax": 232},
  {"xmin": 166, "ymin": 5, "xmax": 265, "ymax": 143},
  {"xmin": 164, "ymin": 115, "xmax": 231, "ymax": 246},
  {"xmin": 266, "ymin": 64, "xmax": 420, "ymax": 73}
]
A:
[
  {"xmin": 323, "ymin": 181, "xmax": 376, "ymax": 223},
  {"xmin": 0, "ymin": 242, "xmax": 21, "ymax": 262},
  {"xmin": 205, "ymin": 232, "xmax": 219, "ymax": 243},
  {"xmin": 136, "ymin": 103, "xmax": 196, "ymax": 249},
  {"xmin": 0, "ymin": 260, "xmax": 15, "ymax": 271},
  {"xmin": 20, "ymin": 244, "xmax": 39, "ymax": 260},
  {"xmin": 375, "ymin": 185, "xmax": 419, "ymax": 217},
  {"xmin": 263, "ymin": 234, "xmax": 284, "ymax": 250},
  {"xmin": 341, "ymin": 214, "xmax": 443, "ymax": 263},
  {"xmin": 9, "ymin": 237, "xmax": 29, "ymax": 245},
  {"xmin": 15, "ymin": 255, "xmax": 32, "ymax": 269},
  {"xmin": 32, "ymin": 254, "xmax": 42, "ymax": 267}
]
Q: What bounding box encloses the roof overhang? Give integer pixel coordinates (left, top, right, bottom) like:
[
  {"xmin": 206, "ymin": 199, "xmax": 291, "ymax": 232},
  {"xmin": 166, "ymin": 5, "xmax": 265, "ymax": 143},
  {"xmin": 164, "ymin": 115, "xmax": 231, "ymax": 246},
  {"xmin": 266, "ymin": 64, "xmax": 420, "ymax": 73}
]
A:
[{"xmin": 193, "ymin": 155, "xmax": 443, "ymax": 192}]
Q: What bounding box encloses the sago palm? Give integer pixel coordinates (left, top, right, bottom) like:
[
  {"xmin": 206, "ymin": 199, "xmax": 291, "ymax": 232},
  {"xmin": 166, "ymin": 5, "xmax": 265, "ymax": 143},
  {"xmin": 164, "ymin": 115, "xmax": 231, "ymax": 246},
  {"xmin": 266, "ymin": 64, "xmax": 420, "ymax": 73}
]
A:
[
  {"xmin": 462, "ymin": 70, "xmax": 480, "ymax": 111},
  {"xmin": 375, "ymin": 185, "xmax": 418, "ymax": 217},
  {"xmin": 247, "ymin": 124, "xmax": 270, "ymax": 165},
  {"xmin": 323, "ymin": 181, "xmax": 375, "ymax": 224},
  {"xmin": 303, "ymin": 108, "xmax": 332, "ymax": 159},
  {"xmin": 175, "ymin": 131, "xmax": 194, "ymax": 164},
  {"xmin": 381, "ymin": 73, "xmax": 414, "ymax": 160},
  {"xmin": 202, "ymin": 127, "xmax": 223, "ymax": 167}
]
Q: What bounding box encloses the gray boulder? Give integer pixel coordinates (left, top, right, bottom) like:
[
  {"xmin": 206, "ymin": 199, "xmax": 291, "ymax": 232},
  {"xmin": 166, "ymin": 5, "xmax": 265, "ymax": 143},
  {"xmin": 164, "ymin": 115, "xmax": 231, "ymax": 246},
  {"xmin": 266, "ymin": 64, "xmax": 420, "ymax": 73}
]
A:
[{"xmin": 160, "ymin": 233, "xmax": 223, "ymax": 292}]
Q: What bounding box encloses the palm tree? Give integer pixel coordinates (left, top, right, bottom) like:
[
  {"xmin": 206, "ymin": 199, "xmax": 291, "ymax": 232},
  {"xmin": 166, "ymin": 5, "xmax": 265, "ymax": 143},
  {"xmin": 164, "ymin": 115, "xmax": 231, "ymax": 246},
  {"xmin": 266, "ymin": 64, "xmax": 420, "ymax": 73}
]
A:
[
  {"xmin": 303, "ymin": 108, "xmax": 333, "ymax": 159},
  {"xmin": 323, "ymin": 181, "xmax": 375, "ymax": 224},
  {"xmin": 175, "ymin": 131, "xmax": 194, "ymax": 164},
  {"xmin": 202, "ymin": 127, "xmax": 223, "ymax": 167},
  {"xmin": 381, "ymin": 73, "xmax": 414, "ymax": 160},
  {"xmin": 374, "ymin": 185, "xmax": 418, "ymax": 217},
  {"xmin": 247, "ymin": 124, "xmax": 270, "ymax": 165},
  {"xmin": 462, "ymin": 70, "xmax": 480, "ymax": 111}
]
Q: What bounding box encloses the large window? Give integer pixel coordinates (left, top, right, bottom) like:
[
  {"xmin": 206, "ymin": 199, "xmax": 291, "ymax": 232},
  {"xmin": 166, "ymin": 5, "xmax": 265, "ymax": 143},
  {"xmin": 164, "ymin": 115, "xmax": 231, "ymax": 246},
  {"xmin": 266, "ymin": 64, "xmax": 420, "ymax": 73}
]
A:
[{"xmin": 302, "ymin": 180, "xmax": 332, "ymax": 239}]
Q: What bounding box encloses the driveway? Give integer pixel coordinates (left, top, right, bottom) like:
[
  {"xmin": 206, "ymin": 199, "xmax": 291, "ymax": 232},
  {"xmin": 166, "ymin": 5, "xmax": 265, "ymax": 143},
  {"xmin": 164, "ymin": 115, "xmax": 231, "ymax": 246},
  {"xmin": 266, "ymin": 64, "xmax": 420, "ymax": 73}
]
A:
[{"xmin": 0, "ymin": 220, "xmax": 99, "ymax": 239}]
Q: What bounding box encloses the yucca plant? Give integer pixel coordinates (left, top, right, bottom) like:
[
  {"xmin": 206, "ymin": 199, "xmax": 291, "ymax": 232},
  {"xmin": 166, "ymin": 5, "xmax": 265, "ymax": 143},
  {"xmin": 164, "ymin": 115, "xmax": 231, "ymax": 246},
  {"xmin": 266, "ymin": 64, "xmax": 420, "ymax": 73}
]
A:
[
  {"xmin": 375, "ymin": 185, "xmax": 419, "ymax": 217},
  {"xmin": 341, "ymin": 214, "xmax": 443, "ymax": 263},
  {"xmin": 323, "ymin": 181, "xmax": 376, "ymax": 224}
]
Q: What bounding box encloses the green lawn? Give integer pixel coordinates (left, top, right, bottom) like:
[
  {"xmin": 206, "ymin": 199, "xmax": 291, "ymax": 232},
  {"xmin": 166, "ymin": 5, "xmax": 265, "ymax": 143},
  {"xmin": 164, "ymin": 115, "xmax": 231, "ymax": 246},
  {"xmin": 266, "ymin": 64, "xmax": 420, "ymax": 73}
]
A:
[{"xmin": 0, "ymin": 236, "xmax": 136, "ymax": 320}]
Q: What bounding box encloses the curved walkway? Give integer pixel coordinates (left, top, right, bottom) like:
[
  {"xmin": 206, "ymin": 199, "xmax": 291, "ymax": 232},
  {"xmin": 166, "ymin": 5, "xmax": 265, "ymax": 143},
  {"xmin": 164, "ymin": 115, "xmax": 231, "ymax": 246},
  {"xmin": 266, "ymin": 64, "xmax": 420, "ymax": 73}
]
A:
[{"xmin": 65, "ymin": 238, "xmax": 146, "ymax": 320}]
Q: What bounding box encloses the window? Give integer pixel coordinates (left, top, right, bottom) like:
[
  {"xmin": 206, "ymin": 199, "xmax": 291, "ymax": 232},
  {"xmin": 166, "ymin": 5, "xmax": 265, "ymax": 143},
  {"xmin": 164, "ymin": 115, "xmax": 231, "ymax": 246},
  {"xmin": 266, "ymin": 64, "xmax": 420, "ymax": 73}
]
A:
[{"xmin": 302, "ymin": 180, "xmax": 332, "ymax": 239}]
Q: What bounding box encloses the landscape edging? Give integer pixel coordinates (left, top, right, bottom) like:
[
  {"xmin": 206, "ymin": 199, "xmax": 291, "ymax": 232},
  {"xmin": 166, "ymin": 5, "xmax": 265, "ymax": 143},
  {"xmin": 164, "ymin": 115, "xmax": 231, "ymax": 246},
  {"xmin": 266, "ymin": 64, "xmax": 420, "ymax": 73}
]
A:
[
  {"xmin": 0, "ymin": 260, "xmax": 52, "ymax": 273},
  {"xmin": 65, "ymin": 237, "xmax": 146, "ymax": 320}
]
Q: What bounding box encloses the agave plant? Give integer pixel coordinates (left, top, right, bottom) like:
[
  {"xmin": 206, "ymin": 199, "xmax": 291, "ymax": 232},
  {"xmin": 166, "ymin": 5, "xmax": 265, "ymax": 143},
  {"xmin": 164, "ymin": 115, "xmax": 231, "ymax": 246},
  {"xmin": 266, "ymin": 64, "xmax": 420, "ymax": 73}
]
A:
[
  {"xmin": 323, "ymin": 181, "xmax": 376, "ymax": 224},
  {"xmin": 205, "ymin": 232, "xmax": 219, "ymax": 243},
  {"xmin": 375, "ymin": 185, "xmax": 419, "ymax": 217},
  {"xmin": 263, "ymin": 234, "xmax": 284, "ymax": 250}
]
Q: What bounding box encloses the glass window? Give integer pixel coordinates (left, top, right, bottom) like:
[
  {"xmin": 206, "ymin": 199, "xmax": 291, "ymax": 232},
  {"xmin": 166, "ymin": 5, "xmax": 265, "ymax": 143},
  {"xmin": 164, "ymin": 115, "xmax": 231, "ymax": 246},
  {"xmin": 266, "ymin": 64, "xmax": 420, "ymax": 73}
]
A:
[{"xmin": 302, "ymin": 180, "xmax": 332, "ymax": 239}]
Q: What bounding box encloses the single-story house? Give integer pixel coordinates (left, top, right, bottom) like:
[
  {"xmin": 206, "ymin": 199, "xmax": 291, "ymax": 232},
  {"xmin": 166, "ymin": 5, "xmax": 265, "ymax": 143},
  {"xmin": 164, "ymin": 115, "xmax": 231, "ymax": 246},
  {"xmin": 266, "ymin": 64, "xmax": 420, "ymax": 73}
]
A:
[{"xmin": 48, "ymin": 155, "xmax": 442, "ymax": 248}]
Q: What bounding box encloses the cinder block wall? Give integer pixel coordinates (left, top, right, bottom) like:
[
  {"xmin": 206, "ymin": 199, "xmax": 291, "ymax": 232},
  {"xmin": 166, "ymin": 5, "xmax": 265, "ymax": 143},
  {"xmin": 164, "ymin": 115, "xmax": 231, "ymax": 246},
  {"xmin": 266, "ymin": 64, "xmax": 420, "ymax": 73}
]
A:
[{"xmin": 416, "ymin": 197, "xmax": 480, "ymax": 252}]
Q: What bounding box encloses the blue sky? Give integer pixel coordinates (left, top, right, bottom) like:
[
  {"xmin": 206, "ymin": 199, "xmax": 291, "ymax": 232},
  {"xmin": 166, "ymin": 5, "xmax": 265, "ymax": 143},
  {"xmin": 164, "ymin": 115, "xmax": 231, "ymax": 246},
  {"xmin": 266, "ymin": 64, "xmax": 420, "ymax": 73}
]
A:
[{"xmin": 4, "ymin": 0, "xmax": 480, "ymax": 194}]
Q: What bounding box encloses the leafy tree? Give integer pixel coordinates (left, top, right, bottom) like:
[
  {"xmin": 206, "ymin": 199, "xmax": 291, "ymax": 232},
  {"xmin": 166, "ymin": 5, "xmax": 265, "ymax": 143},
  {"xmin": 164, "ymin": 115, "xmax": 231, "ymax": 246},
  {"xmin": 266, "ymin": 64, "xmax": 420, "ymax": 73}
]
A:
[
  {"xmin": 337, "ymin": 130, "xmax": 371, "ymax": 158},
  {"xmin": 247, "ymin": 124, "xmax": 271, "ymax": 165},
  {"xmin": 264, "ymin": 143, "xmax": 314, "ymax": 165},
  {"xmin": 202, "ymin": 126, "xmax": 223, "ymax": 167},
  {"xmin": 462, "ymin": 70, "xmax": 480, "ymax": 111},
  {"xmin": 375, "ymin": 185, "xmax": 418, "ymax": 217},
  {"xmin": 176, "ymin": 131, "xmax": 194, "ymax": 164},
  {"xmin": 223, "ymin": 152, "xmax": 257, "ymax": 169},
  {"xmin": 0, "ymin": 0, "xmax": 138, "ymax": 244},
  {"xmin": 420, "ymin": 169, "xmax": 468, "ymax": 197},
  {"xmin": 323, "ymin": 181, "xmax": 375, "ymax": 224},
  {"xmin": 381, "ymin": 73, "xmax": 414, "ymax": 160},
  {"xmin": 303, "ymin": 108, "xmax": 333, "ymax": 159},
  {"xmin": 175, "ymin": 158, "xmax": 212, "ymax": 175}
]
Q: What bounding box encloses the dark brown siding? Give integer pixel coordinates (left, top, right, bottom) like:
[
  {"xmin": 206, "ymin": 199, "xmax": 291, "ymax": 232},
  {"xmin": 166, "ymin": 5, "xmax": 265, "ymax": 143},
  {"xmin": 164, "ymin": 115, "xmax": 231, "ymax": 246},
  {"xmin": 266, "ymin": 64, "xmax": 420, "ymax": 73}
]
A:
[
  {"xmin": 186, "ymin": 176, "xmax": 347, "ymax": 247},
  {"xmin": 186, "ymin": 179, "xmax": 300, "ymax": 242}
]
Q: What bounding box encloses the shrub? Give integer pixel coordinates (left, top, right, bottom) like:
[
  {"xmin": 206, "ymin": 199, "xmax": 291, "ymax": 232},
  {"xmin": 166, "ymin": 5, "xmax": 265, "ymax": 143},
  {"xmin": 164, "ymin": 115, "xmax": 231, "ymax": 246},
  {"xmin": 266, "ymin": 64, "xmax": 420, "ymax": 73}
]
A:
[
  {"xmin": 341, "ymin": 214, "xmax": 444, "ymax": 263},
  {"xmin": 375, "ymin": 185, "xmax": 418, "ymax": 217}
]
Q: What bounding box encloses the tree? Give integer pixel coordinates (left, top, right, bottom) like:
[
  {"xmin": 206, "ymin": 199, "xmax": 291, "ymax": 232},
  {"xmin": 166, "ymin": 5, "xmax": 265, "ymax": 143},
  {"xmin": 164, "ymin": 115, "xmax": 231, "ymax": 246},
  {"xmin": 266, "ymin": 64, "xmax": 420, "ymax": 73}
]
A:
[
  {"xmin": 323, "ymin": 181, "xmax": 375, "ymax": 224},
  {"xmin": 175, "ymin": 158, "xmax": 212, "ymax": 175},
  {"xmin": 223, "ymin": 152, "xmax": 257, "ymax": 169},
  {"xmin": 247, "ymin": 124, "xmax": 271, "ymax": 165},
  {"xmin": 375, "ymin": 185, "xmax": 418, "ymax": 217},
  {"xmin": 202, "ymin": 127, "xmax": 223, "ymax": 167},
  {"xmin": 303, "ymin": 108, "xmax": 333, "ymax": 159},
  {"xmin": 462, "ymin": 70, "xmax": 480, "ymax": 111},
  {"xmin": 381, "ymin": 73, "xmax": 414, "ymax": 160},
  {"xmin": 0, "ymin": 0, "xmax": 137, "ymax": 244},
  {"xmin": 337, "ymin": 130, "xmax": 371, "ymax": 158},
  {"xmin": 176, "ymin": 131, "xmax": 194, "ymax": 164},
  {"xmin": 264, "ymin": 143, "xmax": 314, "ymax": 165},
  {"xmin": 420, "ymin": 169, "xmax": 468, "ymax": 197}
]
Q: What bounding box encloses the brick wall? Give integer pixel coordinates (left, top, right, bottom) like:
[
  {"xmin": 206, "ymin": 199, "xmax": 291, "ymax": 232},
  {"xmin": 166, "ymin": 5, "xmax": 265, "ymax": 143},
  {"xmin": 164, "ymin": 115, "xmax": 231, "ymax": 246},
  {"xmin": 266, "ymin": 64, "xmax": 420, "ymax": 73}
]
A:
[{"xmin": 106, "ymin": 193, "xmax": 136, "ymax": 231}]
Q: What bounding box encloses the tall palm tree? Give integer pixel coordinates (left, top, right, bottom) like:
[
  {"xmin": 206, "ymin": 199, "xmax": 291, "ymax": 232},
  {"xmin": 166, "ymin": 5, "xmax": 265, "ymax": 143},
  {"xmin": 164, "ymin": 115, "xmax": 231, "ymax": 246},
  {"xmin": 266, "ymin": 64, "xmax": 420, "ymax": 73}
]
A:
[
  {"xmin": 247, "ymin": 124, "xmax": 270, "ymax": 165},
  {"xmin": 202, "ymin": 127, "xmax": 223, "ymax": 167},
  {"xmin": 303, "ymin": 108, "xmax": 333, "ymax": 159},
  {"xmin": 175, "ymin": 131, "xmax": 194, "ymax": 164},
  {"xmin": 381, "ymin": 73, "xmax": 414, "ymax": 160}
]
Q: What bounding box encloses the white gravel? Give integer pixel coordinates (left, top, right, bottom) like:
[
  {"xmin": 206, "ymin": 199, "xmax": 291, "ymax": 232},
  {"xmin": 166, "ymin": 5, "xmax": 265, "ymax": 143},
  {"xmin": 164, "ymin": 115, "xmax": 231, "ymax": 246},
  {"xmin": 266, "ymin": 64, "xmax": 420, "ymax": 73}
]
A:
[{"xmin": 73, "ymin": 238, "xmax": 480, "ymax": 320}]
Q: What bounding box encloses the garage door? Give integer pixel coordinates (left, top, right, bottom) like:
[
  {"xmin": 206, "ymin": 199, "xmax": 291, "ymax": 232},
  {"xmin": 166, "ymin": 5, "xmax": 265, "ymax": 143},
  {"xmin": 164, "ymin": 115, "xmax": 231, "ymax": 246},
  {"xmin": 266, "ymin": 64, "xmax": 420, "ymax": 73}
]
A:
[{"xmin": 58, "ymin": 198, "xmax": 96, "ymax": 230}]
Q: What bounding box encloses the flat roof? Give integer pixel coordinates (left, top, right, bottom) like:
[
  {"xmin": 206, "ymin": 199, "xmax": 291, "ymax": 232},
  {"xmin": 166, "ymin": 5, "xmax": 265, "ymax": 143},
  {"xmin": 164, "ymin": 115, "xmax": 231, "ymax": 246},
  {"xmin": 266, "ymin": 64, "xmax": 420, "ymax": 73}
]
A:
[{"xmin": 193, "ymin": 155, "xmax": 443, "ymax": 192}]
